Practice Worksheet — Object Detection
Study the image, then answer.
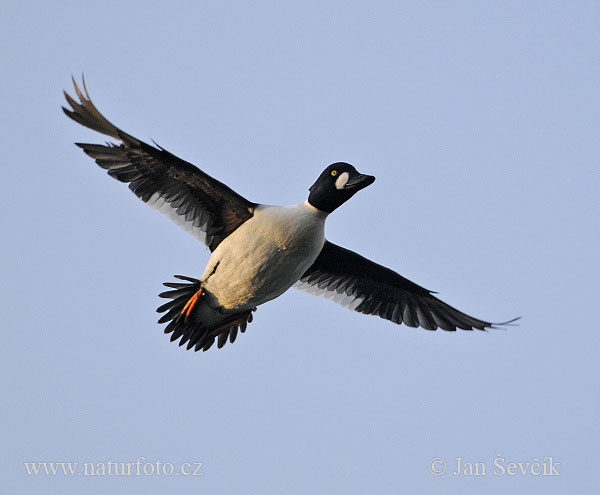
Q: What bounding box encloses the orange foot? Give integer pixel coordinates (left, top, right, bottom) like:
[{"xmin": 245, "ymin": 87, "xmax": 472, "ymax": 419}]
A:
[{"xmin": 177, "ymin": 288, "xmax": 205, "ymax": 322}]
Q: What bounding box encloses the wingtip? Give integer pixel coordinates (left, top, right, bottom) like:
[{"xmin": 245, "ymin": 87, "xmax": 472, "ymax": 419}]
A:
[
  {"xmin": 82, "ymin": 73, "xmax": 91, "ymax": 99},
  {"xmin": 67, "ymin": 74, "xmax": 87, "ymax": 101},
  {"xmin": 489, "ymin": 316, "xmax": 522, "ymax": 330},
  {"xmin": 73, "ymin": 76, "xmax": 84, "ymax": 101}
]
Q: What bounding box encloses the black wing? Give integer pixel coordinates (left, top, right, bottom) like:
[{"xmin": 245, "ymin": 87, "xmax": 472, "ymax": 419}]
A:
[
  {"xmin": 63, "ymin": 77, "xmax": 256, "ymax": 251},
  {"xmin": 295, "ymin": 241, "xmax": 518, "ymax": 331}
]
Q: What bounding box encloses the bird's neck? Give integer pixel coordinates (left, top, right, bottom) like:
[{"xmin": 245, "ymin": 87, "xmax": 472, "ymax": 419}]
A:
[{"xmin": 303, "ymin": 200, "xmax": 329, "ymax": 218}]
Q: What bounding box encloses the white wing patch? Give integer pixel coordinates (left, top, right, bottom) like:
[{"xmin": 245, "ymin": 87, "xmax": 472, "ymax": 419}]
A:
[
  {"xmin": 293, "ymin": 279, "xmax": 364, "ymax": 310},
  {"xmin": 146, "ymin": 191, "xmax": 209, "ymax": 245},
  {"xmin": 335, "ymin": 172, "xmax": 349, "ymax": 190}
]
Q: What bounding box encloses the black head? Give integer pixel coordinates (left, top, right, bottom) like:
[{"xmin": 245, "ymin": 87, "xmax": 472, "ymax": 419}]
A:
[{"xmin": 307, "ymin": 162, "xmax": 375, "ymax": 213}]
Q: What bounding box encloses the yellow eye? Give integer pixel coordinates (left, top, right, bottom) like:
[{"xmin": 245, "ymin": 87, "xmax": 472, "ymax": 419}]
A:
[{"xmin": 331, "ymin": 170, "xmax": 338, "ymax": 177}]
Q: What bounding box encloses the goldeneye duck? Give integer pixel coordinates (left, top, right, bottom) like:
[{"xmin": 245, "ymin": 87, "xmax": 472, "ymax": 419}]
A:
[{"xmin": 63, "ymin": 77, "xmax": 519, "ymax": 352}]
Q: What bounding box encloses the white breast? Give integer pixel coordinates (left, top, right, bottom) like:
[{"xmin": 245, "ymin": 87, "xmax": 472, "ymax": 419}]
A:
[{"xmin": 200, "ymin": 201, "xmax": 327, "ymax": 311}]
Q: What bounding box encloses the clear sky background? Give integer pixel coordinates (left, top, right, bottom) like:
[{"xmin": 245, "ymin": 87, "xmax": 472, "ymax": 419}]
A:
[{"xmin": 2, "ymin": 1, "xmax": 598, "ymax": 493}]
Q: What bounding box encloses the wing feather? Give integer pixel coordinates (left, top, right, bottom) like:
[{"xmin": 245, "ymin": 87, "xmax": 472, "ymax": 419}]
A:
[
  {"xmin": 295, "ymin": 241, "xmax": 519, "ymax": 331},
  {"xmin": 63, "ymin": 77, "xmax": 256, "ymax": 251}
]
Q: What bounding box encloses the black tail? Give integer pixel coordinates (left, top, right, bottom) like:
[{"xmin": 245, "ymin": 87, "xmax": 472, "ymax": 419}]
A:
[{"xmin": 157, "ymin": 275, "xmax": 253, "ymax": 352}]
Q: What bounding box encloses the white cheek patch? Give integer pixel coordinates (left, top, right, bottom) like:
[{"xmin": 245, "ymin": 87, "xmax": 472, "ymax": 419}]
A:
[{"xmin": 335, "ymin": 172, "xmax": 349, "ymax": 190}]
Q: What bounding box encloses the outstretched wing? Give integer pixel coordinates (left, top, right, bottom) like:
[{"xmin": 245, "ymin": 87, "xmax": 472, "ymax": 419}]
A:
[
  {"xmin": 63, "ymin": 77, "xmax": 256, "ymax": 251},
  {"xmin": 295, "ymin": 241, "xmax": 518, "ymax": 330}
]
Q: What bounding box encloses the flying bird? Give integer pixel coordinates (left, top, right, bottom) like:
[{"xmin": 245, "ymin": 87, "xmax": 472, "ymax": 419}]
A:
[{"xmin": 63, "ymin": 77, "xmax": 517, "ymax": 352}]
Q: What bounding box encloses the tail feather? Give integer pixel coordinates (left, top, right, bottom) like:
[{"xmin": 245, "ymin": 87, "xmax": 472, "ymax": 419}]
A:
[
  {"xmin": 229, "ymin": 326, "xmax": 238, "ymax": 344},
  {"xmin": 156, "ymin": 275, "xmax": 255, "ymax": 352},
  {"xmin": 217, "ymin": 332, "xmax": 228, "ymax": 349}
]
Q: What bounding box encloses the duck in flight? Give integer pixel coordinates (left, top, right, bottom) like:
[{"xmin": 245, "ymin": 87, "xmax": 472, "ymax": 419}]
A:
[{"xmin": 63, "ymin": 77, "xmax": 518, "ymax": 352}]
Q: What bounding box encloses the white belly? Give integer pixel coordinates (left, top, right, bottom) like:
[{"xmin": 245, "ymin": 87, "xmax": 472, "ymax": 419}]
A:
[{"xmin": 200, "ymin": 203, "xmax": 327, "ymax": 311}]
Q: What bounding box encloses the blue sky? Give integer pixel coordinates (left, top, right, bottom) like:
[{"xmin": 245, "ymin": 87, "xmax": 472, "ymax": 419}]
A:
[{"xmin": 2, "ymin": 1, "xmax": 598, "ymax": 493}]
